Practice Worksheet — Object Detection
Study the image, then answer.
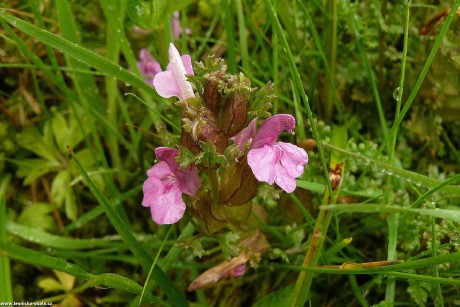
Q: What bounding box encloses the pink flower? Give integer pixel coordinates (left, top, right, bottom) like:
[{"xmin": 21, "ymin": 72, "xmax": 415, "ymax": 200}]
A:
[
  {"xmin": 241, "ymin": 114, "xmax": 308, "ymax": 193},
  {"xmin": 153, "ymin": 43, "xmax": 195, "ymax": 101},
  {"xmin": 137, "ymin": 49, "xmax": 162, "ymax": 85},
  {"xmin": 142, "ymin": 147, "xmax": 201, "ymax": 224}
]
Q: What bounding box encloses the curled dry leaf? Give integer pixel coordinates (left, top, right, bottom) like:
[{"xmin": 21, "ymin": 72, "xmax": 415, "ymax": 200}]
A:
[{"xmin": 188, "ymin": 229, "xmax": 269, "ymax": 291}]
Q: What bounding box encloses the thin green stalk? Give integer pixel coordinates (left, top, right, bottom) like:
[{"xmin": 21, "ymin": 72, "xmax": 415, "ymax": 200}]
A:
[
  {"xmin": 349, "ymin": 275, "xmax": 368, "ymax": 307},
  {"xmin": 291, "ymin": 125, "xmax": 347, "ymax": 306},
  {"xmin": 104, "ymin": 1, "xmax": 122, "ymax": 153},
  {"xmin": 291, "ymin": 197, "xmax": 333, "ymax": 305},
  {"xmin": 225, "ymin": 0, "xmax": 237, "ymax": 73},
  {"xmin": 299, "ymin": 1, "xmax": 344, "ymax": 121},
  {"xmin": 346, "ymin": 0, "xmax": 387, "ymax": 139},
  {"xmin": 196, "ymin": 1, "xmax": 223, "ymax": 57},
  {"xmin": 378, "ymin": 0, "xmax": 460, "ymax": 154},
  {"xmin": 0, "ymin": 177, "xmax": 12, "ymax": 303},
  {"xmin": 235, "ymin": 0, "xmax": 249, "ymax": 71},
  {"xmin": 384, "ymin": 212, "xmax": 399, "ymax": 303},
  {"xmin": 274, "ymin": 250, "xmax": 460, "ymax": 275},
  {"xmin": 324, "ymin": 143, "xmax": 460, "ymax": 196},
  {"xmin": 291, "ymin": 81, "xmax": 306, "ymax": 140},
  {"xmin": 263, "ymin": 0, "xmax": 333, "ymax": 196},
  {"xmin": 389, "ymin": 0, "xmax": 410, "ymax": 160},
  {"xmin": 432, "ymin": 216, "xmax": 444, "ymax": 307},
  {"xmin": 139, "ymin": 226, "xmax": 174, "ymax": 306},
  {"xmin": 384, "ymin": 4, "xmax": 410, "ymax": 300},
  {"xmin": 324, "ymin": 0, "xmax": 337, "ymax": 120}
]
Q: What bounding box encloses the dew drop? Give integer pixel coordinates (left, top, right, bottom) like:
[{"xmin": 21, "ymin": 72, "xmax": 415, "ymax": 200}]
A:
[{"xmin": 393, "ymin": 87, "xmax": 400, "ymax": 101}]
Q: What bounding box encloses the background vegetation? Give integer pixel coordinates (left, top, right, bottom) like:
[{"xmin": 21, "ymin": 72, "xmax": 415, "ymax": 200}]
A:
[{"xmin": 1, "ymin": 0, "xmax": 460, "ymax": 305}]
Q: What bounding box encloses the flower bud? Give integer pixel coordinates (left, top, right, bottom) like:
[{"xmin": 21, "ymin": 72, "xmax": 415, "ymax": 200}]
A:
[
  {"xmin": 181, "ymin": 106, "xmax": 228, "ymax": 155},
  {"xmin": 195, "ymin": 108, "xmax": 228, "ymax": 154},
  {"xmin": 220, "ymin": 91, "xmax": 248, "ymax": 138},
  {"xmin": 203, "ymin": 80, "xmax": 221, "ymax": 118},
  {"xmin": 181, "ymin": 128, "xmax": 201, "ymax": 154},
  {"xmin": 219, "ymin": 158, "xmax": 258, "ymax": 206}
]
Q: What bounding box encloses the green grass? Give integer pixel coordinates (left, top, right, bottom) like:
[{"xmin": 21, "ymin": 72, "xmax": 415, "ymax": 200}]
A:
[{"xmin": 1, "ymin": 0, "xmax": 460, "ymax": 305}]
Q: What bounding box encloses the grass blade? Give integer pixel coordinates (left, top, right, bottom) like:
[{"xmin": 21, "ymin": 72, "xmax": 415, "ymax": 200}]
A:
[
  {"xmin": 324, "ymin": 143, "xmax": 460, "ymax": 195},
  {"xmin": 0, "ymin": 177, "xmax": 13, "ymax": 302}
]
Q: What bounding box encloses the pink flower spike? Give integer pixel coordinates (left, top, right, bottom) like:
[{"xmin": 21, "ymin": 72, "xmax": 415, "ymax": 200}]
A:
[
  {"xmin": 142, "ymin": 147, "xmax": 201, "ymax": 224},
  {"xmin": 137, "ymin": 49, "xmax": 162, "ymax": 85},
  {"xmin": 153, "ymin": 44, "xmax": 195, "ymax": 101},
  {"xmin": 247, "ymin": 114, "xmax": 308, "ymax": 193},
  {"xmin": 231, "ymin": 118, "xmax": 257, "ymax": 151}
]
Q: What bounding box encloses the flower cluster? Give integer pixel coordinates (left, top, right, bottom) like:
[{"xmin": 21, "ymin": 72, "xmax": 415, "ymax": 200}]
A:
[{"xmin": 141, "ymin": 44, "xmax": 308, "ymax": 226}]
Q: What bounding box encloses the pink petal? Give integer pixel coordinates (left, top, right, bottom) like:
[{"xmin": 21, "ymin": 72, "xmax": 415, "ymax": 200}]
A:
[
  {"xmin": 277, "ymin": 142, "xmax": 308, "ymax": 178},
  {"xmin": 150, "ymin": 187, "xmax": 186, "ymax": 224},
  {"xmin": 274, "ymin": 162, "xmax": 297, "ymax": 193},
  {"xmin": 231, "ymin": 265, "xmax": 246, "ymax": 277},
  {"xmin": 142, "ymin": 176, "xmax": 164, "ymax": 207},
  {"xmin": 175, "ymin": 168, "xmax": 201, "ymax": 196},
  {"xmin": 231, "ymin": 118, "xmax": 257, "ymax": 151},
  {"xmin": 166, "ymin": 43, "xmax": 194, "ymax": 100},
  {"xmin": 181, "ymin": 55, "xmax": 194, "ymax": 75},
  {"xmin": 153, "ymin": 71, "xmax": 180, "ymax": 98},
  {"xmin": 155, "ymin": 147, "xmax": 201, "ymax": 196},
  {"xmin": 247, "ymin": 145, "xmax": 281, "ymax": 185},
  {"xmin": 250, "ymin": 114, "xmax": 296, "ymax": 149},
  {"xmin": 143, "ymin": 161, "xmax": 174, "ymax": 207},
  {"xmin": 155, "ymin": 147, "xmax": 179, "ymax": 168},
  {"xmin": 146, "ymin": 161, "xmax": 172, "ymax": 179}
]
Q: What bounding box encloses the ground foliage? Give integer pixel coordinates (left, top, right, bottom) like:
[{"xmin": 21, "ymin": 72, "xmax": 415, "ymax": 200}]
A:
[{"xmin": 1, "ymin": 0, "xmax": 460, "ymax": 306}]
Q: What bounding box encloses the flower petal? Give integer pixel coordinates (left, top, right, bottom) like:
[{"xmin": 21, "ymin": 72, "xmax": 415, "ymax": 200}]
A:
[
  {"xmin": 231, "ymin": 118, "xmax": 257, "ymax": 151},
  {"xmin": 274, "ymin": 162, "xmax": 297, "ymax": 193},
  {"xmin": 155, "ymin": 147, "xmax": 179, "ymax": 168},
  {"xmin": 250, "ymin": 114, "xmax": 296, "ymax": 149},
  {"xmin": 155, "ymin": 147, "xmax": 201, "ymax": 196},
  {"xmin": 247, "ymin": 145, "xmax": 281, "ymax": 185},
  {"xmin": 142, "ymin": 176, "xmax": 164, "ymax": 207},
  {"xmin": 277, "ymin": 142, "xmax": 308, "ymax": 178},
  {"xmin": 176, "ymin": 168, "xmax": 201, "ymax": 196},
  {"xmin": 166, "ymin": 43, "xmax": 194, "ymax": 100},
  {"xmin": 153, "ymin": 70, "xmax": 180, "ymax": 98},
  {"xmin": 181, "ymin": 55, "xmax": 194, "ymax": 75},
  {"xmin": 143, "ymin": 161, "xmax": 176, "ymax": 207},
  {"xmin": 146, "ymin": 160, "xmax": 172, "ymax": 179},
  {"xmin": 150, "ymin": 187, "xmax": 186, "ymax": 224}
]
